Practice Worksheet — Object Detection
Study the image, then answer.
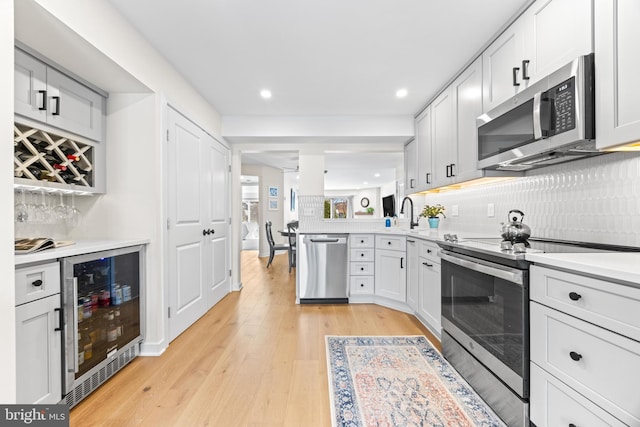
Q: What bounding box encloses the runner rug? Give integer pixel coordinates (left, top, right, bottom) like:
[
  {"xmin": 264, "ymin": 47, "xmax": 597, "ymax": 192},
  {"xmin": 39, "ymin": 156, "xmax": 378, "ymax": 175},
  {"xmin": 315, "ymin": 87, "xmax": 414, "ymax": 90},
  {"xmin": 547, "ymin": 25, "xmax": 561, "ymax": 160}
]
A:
[{"xmin": 325, "ymin": 335, "xmax": 505, "ymax": 427}]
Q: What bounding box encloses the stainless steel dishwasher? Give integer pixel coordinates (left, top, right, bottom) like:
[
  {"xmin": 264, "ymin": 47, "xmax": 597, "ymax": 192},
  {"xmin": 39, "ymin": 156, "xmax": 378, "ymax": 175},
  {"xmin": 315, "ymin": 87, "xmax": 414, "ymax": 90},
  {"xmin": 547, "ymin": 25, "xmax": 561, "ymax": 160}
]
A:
[{"xmin": 298, "ymin": 234, "xmax": 348, "ymax": 303}]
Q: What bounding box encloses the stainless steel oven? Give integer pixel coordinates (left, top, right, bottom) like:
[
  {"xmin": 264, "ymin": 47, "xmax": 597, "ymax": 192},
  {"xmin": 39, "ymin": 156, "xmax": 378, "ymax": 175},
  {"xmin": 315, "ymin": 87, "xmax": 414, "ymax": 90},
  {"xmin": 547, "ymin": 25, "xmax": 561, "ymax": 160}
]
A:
[{"xmin": 439, "ymin": 246, "xmax": 530, "ymax": 427}]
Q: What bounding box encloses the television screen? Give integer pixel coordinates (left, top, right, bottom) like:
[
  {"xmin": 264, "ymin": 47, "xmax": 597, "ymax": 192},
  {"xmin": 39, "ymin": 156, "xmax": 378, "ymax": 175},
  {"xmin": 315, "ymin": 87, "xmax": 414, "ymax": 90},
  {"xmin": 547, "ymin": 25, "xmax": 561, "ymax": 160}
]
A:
[{"xmin": 382, "ymin": 195, "xmax": 395, "ymax": 217}]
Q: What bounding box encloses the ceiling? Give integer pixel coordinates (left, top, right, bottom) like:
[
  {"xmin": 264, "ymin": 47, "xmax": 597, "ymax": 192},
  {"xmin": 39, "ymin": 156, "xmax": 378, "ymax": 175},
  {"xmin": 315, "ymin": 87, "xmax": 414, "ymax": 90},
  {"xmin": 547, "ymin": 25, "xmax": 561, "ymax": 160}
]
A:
[
  {"xmin": 106, "ymin": 0, "xmax": 531, "ymax": 116},
  {"xmin": 106, "ymin": 0, "xmax": 531, "ymax": 184}
]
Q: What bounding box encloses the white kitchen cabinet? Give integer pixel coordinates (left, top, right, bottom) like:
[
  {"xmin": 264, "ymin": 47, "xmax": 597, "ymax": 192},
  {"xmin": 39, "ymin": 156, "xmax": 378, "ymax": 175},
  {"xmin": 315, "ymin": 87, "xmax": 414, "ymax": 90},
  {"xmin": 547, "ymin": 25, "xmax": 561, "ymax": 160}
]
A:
[
  {"xmin": 375, "ymin": 235, "xmax": 407, "ymax": 303},
  {"xmin": 417, "ymin": 240, "xmax": 441, "ymax": 337},
  {"xmin": 530, "ymin": 265, "xmax": 640, "ymax": 426},
  {"xmin": 404, "ymin": 138, "xmax": 417, "ymax": 195},
  {"xmin": 415, "ymin": 106, "xmax": 433, "ymax": 191},
  {"xmin": 406, "ymin": 238, "xmax": 418, "ymax": 311},
  {"xmin": 14, "ymin": 47, "xmax": 104, "ymax": 142},
  {"xmin": 430, "ymin": 87, "xmax": 456, "ymax": 188},
  {"xmin": 594, "ymin": 0, "xmax": 640, "ymax": 149},
  {"xmin": 15, "ymin": 262, "xmax": 62, "ymax": 405},
  {"xmin": 482, "ymin": 0, "xmax": 593, "ymax": 112},
  {"xmin": 349, "ymin": 234, "xmax": 375, "ymax": 300},
  {"xmin": 451, "ymin": 57, "xmax": 484, "ymax": 183}
]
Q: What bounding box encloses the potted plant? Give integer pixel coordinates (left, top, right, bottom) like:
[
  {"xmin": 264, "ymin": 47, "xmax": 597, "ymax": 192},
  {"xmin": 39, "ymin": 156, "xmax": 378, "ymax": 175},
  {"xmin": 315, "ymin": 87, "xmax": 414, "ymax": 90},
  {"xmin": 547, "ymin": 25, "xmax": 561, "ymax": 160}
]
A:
[{"xmin": 420, "ymin": 204, "xmax": 446, "ymax": 229}]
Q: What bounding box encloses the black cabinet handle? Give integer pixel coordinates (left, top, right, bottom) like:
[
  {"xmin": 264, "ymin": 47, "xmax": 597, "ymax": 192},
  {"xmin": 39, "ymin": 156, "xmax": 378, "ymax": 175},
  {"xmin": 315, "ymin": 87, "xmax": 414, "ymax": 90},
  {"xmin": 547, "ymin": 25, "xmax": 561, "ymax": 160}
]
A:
[
  {"xmin": 445, "ymin": 164, "xmax": 450, "ymax": 177},
  {"xmin": 427, "ymin": 249, "xmax": 432, "ymax": 254},
  {"xmin": 360, "ymin": 267, "xmax": 364, "ymax": 271},
  {"xmin": 203, "ymin": 229, "xmax": 209, "ymax": 236},
  {"xmin": 54, "ymin": 307, "xmax": 63, "ymax": 332},
  {"xmin": 569, "ymin": 424, "xmax": 577, "ymax": 427},
  {"xmin": 422, "ymin": 262, "xmax": 433, "ymax": 267},
  {"xmin": 410, "ymin": 178, "xmax": 415, "ymax": 189},
  {"xmin": 360, "ymin": 283, "xmax": 364, "ymax": 287},
  {"xmin": 360, "ymin": 253, "xmax": 365, "ymax": 257},
  {"xmin": 513, "ymin": 67, "xmax": 520, "ymax": 86},
  {"xmin": 38, "ymin": 90, "xmax": 47, "ymax": 110},
  {"xmin": 569, "ymin": 351, "xmax": 583, "ymax": 361},
  {"xmin": 400, "ymin": 257, "xmax": 404, "ymax": 269},
  {"xmin": 387, "ymin": 241, "xmax": 391, "ymax": 245},
  {"xmin": 360, "ymin": 240, "xmax": 364, "ymax": 243},
  {"xmin": 407, "ymin": 239, "xmax": 415, "ymax": 243},
  {"xmin": 32, "ymin": 279, "xmax": 43, "ymax": 287},
  {"xmin": 522, "ymin": 60, "xmax": 530, "ymax": 80},
  {"xmin": 426, "ymin": 173, "xmax": 431, "ymax": 184},
  {"xmin": 449, "ymin": 163, "xmax": 456, "ymax": 177},
  {"xmin": 569, "ymin": 292, "xmax": 582, "ymax": 301},
  {"xmin": 210, "ymin": 228, "xmax": 215, "ymax": 235},
  {"xmin": 52, "ymin": 96, "xmax": 61, "ymax": 116}
]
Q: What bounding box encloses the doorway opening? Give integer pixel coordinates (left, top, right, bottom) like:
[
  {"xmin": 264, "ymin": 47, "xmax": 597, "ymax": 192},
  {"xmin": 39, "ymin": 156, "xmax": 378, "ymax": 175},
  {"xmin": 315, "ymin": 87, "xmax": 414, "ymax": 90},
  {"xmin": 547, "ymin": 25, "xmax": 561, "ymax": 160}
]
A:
[{"xmin": 241, "ymin": 175, "xmax": 260, "ymax": 251}]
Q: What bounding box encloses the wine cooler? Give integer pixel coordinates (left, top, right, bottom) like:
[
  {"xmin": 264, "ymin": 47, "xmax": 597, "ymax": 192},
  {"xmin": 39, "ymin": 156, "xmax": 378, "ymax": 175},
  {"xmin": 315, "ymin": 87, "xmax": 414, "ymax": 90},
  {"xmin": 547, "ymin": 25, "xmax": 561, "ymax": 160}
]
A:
[{"xmin": 61, "ymin": 245, "xmax": 145, "ymax": 407}]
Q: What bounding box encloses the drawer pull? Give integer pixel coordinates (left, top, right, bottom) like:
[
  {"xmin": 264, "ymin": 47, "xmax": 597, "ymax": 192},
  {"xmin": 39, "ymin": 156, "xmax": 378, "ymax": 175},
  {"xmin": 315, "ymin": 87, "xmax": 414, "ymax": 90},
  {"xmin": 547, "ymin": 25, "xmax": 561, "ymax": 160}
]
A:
[
  {"xmin": 360, "ymin": 267, "xmax": 364, "ymax": 271},
  {"xmin": 569, "ymin": 351, "xmax": 583, "ymax": 361},
  {"xmin": 422, "ymin": 262, "xmax": 433, "ymax": 267},
  {"xmin": 427, "ymin": 249, "xmax": 432, "ymax": 254},
  {"xmin": 569, "ymin": 424, "xmax": 577, "ymax": 427},
  {"xmin": 361, "ymin": 253, "xmax": 364, "ymax": 257},
  {"xmin": 387, "ymin": 241, "xmax": 392, "ymax": 245},
  {"xmin": 569, "ymin": 292, "xmax": 582, "ymax": 301},
  {"xmin": 360, "ymin": 240, "xmax": 364, "ymax": 244},
  {"xmin": 32, "ymin": 279, "xmax": 43, "ymax": 287},
  {"xmin": 360, "ymin": 283, "xmax": 364, "ymax": 288}
]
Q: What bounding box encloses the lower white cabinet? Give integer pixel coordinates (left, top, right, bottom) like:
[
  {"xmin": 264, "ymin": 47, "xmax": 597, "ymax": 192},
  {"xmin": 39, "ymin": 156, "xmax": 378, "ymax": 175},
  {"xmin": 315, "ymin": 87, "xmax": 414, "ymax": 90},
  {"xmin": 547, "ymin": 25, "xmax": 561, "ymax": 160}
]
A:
[
  {"xmin": 375, "ymin": 235, "xmax": 407, "ymax": 303},
  {"xmin": 417, "ymin": 240, "xmax": 441, "ymax": 338},
  {"xmin": 406, "ymin": 238, "xmax": 418, "ymax": 311},
  {"xmin": 349, "ymin": 234, "xmax": 375, "ymax": 298},
  {"xmin": 530, "ymin": 265, "xmax": 640, "ymax": 426},
  {"xmin": 15, "ymin": 262, "xmax": 62, "ymax": 405}
]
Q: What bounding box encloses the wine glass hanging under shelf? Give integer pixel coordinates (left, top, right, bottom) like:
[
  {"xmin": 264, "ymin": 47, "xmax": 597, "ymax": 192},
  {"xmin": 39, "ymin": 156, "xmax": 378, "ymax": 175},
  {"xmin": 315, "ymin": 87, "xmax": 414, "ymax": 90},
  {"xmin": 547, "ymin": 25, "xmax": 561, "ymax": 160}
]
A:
[{"xmin": 14, "ymin": 122, "xmax": 94, "ymax": 188}]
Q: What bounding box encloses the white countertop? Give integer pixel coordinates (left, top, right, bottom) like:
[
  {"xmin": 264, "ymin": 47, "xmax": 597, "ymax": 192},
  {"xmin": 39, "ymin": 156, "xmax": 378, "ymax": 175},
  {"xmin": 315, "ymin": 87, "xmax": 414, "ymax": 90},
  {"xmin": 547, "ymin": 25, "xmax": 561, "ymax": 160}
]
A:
[
  {"xmin": 525, "ymin": 252, "xmax": 640, "ymax": 285},
  {"xmin": 15, "ymin": 239, "xmax": 150, "ymax": 266}
]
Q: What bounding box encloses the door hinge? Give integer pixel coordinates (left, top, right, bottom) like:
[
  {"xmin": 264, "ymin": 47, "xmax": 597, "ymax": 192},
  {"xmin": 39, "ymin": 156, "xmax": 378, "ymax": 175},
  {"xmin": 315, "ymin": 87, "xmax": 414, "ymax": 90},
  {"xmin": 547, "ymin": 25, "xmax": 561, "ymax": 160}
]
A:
[
  {"xmin": 168, "ymin": 307, "xmax": 171, "ymax": 318},
  {"xmin": 228, "ymin": 165, "xmax": 231, "ymax": 173},
  {"xmin": 167, "ymin": 218, "xmax": 171, "ymax": 230},
  {"xmin": 166, "ymin": 129, "xmax": 170, "ymax": 141},
  {"xmin": 229, "ymin": 269, "xmax": 232, "ymax": 277},
  {"xmin": 228, "ymin": 218, "xmax": 231, "ymax": 225}
]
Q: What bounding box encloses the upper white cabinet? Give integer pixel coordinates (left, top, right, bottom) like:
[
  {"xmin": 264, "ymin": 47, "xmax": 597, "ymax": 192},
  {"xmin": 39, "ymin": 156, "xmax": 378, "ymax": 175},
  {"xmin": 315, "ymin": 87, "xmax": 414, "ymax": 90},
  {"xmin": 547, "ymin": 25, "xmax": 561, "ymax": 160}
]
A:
[
  {"xmin": 404, "ymin": 138, "xmax": 417, "ymax": 195},
  {"xmin": 416, "ymin": 106, "xmax": 433, "ymax": 191},
  {"xmin": 431, "ymin": 87, "xmax": 456, "ymax": 188},
  {"xmin": 14, "ymin": 47, "xmax": 104, "ymax": 142},
  {"xmin": 594, "ymin": 0, "xmax": 640, "ymax": 150},
  {"xmin": 482, "ymin": 0, "xmax": 593, "ymax": 112}
]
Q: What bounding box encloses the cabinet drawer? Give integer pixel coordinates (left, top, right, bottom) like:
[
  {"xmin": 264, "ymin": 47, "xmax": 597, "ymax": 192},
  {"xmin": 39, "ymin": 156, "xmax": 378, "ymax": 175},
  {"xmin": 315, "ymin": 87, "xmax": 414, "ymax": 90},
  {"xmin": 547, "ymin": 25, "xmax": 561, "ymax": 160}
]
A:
[
  {"xmin": 350, "ymin": 262, "xmax": 374, "ymax": 276},
  {"xmin": 375, "ymin": 235, "xmax": 406, "ymax": 251},
  {"xmin": 418, "ymin": 240, "xmax": 439, "ymax": 261},
  {"xmin": 530, "ymin": 362, "xmax": 626, "ymax": 427},
  {"xmin": 531, "ymin": 302, "xmax": 640, "ymax": 425},
  {"xmin": 350, "ymin": 248, "xmax": 374, "ymax": 262},
  {"xmin": 350, "ymin": 276, "xmax": 374, "ymax": 295},
  {"xmin": 350, "ymin": 234, "xmax": 374, "ymax": 248},
  {"xmin": 15, "ymin": 262, "xmax": 61, "ymax": 306},
  {"xmin": 531, "ymin": 265, "xmax": 640, "ymax": 342}
]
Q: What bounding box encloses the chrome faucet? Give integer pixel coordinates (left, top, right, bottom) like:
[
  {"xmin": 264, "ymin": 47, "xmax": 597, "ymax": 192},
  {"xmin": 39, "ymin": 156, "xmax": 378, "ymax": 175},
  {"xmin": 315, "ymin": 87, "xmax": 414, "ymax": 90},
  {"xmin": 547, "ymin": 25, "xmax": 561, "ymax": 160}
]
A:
[{"xmin": 400, "ymin": 196, "xmax": 420, "ymax": 229}]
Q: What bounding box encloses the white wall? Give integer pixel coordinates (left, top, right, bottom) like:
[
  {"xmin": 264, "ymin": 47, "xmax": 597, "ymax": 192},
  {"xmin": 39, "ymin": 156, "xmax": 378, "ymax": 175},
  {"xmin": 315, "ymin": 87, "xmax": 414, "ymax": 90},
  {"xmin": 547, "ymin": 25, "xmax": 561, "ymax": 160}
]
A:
[
  {"xmin": 298, "ymin": 153, "xmax": 325, "ymax": 196},
  {"xmin": 1, "ymin": 0, "xmax": 16, "ymax": 404}
]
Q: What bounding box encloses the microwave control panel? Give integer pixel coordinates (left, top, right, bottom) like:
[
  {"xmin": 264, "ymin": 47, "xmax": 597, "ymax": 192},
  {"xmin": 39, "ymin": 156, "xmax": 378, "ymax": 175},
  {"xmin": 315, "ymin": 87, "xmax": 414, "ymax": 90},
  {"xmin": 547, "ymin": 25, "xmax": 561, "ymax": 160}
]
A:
[{"xmin": 549, "ymin": 77, "xmax": 576, "ymax": 135}]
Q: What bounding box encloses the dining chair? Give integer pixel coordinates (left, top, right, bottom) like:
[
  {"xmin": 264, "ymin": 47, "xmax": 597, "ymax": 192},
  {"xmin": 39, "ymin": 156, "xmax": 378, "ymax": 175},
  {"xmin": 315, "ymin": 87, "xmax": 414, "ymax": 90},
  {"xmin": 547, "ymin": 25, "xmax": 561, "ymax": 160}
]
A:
[
  {"xmin": 265, "ymin": 221, "xmax": 288, "ymax": 268},
  {"xmin": 286, "ymin": 221, "xmax": 298, "ymax": 273}
]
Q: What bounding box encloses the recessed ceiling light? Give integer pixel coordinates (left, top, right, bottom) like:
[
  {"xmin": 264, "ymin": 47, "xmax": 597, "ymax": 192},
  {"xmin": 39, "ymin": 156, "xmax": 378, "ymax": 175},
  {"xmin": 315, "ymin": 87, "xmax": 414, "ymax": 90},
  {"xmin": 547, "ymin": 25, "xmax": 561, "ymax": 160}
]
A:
[
  {"xmin": 363, "ymin": 181, "xmax": 368, "ymax": 185},
  {"xmin": 374, "ymin": 173, "xmax": 381, "ymax": 178},
  {"xmin": 396, "ymin": 88, "xmax": 408, "ymax": 98},
  {"xmin": 260, "ymin": 89, "xmax": 272, "ymax": 99}
]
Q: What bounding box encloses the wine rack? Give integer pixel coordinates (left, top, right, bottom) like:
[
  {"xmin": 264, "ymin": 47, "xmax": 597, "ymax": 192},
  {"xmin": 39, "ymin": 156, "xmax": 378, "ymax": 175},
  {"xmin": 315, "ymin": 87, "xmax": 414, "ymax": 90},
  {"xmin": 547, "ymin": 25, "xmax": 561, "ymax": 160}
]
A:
[{"xmin": 14, "ymin": 122, "xmax": 94, "ymax": 188}]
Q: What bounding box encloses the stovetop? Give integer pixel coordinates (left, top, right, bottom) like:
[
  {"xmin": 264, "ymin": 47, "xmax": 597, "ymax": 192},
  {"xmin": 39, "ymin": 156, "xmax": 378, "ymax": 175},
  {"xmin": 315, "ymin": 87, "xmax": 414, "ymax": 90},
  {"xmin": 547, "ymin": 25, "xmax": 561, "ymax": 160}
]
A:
[{"xmin": 437, "ymin": 235, "xmax": 640, "ymax": 267}]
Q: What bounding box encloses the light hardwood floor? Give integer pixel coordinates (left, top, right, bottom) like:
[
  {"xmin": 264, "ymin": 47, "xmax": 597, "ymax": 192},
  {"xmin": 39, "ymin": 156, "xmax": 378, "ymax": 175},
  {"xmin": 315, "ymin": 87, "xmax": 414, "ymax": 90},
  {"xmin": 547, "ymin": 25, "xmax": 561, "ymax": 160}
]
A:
[{"xmin": 70, "ymin": 250, "xmax": 439, "ymax": 426}]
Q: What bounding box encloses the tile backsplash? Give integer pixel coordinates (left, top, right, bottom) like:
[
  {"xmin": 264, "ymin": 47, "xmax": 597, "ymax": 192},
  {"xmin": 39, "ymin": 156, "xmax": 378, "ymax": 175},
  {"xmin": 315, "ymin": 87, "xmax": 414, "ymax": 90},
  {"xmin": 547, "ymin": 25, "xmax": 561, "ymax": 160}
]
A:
[{"xmin": 427, "ymin": 152, "xmax": 640, "ymax": 247}]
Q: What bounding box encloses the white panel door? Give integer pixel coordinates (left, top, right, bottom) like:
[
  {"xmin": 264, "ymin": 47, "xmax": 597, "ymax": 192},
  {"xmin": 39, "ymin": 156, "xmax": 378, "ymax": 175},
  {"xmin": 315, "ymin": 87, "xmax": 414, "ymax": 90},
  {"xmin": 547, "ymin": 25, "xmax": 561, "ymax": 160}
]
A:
[
  {"xmin": 16, "ymin": 294, "xmax": 62, "ymax": 404},
  {"xmin": 203, "ymin": 134, "xmax": 230, "ymax": 308},
  {"xmin": 418, "ymin": 258, "xmax": 441, "ymax": 337},
  {"xmin": 406, "ymin": 239, "xmax": 418, "ymax": 311},
  {"xmin": 167, "ymin": 107, "xmax": 207, "ymax": 341},
  {"xmin": 431, "ymin": 87, "xmax": 455, "ymax": 188}
]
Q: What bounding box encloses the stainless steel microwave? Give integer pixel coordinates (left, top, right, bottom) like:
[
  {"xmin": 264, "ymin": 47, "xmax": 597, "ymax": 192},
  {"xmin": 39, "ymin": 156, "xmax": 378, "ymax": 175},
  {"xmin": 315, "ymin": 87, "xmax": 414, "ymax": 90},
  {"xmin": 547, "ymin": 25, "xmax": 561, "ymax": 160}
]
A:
[{"xmin": 477, "ymin": 54, "xmax": 598, "ymax": 171}]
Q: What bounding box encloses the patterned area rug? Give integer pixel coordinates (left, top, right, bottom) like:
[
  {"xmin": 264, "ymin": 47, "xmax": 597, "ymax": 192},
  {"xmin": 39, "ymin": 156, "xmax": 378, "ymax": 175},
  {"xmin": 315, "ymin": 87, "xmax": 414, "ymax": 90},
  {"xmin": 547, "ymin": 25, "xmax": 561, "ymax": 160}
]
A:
[{"xmin": 325, "ymin": 335, "xmax": 505, "ymax": 427}]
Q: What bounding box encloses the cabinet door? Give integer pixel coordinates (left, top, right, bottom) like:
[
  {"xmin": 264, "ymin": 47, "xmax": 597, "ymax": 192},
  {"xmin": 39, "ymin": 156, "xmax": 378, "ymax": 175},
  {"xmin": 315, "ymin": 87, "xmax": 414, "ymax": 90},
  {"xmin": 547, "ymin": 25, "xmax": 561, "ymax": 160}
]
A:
[
  {"xmin": 418, "ymin": 257, "xmax": 441, "ymax": 337},
  {"xmin": 14, "ymin": 48, "xmax": 47, "ymax": 122},
  {"xmin": 523, "ymin": 0, "xmax": 593, "ymax": 85},
  {"xmin": 452, "ymin": 57, "xmax": 483, "ymax": 183},
  {"xmin": 482, "ymin": 18, "xmax": 526, "ymax": 112},
  {"xmin": 46, "ymin": 67, "xmax": 103, "ymax": 141},
  {"xmin": 404, "ymin": 138, "xmax": 417, "ymax": 195},
  {"xmin": 431, "ymin": 87, "xmax": 456, "ymax": 188},
  {"xmin": 406, "ymin": 239, "xmax": 418, "ymax": 311},
  {"xmin": 16, "ymin": 294, "xmax": 62, "ymax": 404},
  {"xmin": 595, "ymin": 0, "xmax": 640, "ymax": 149},
  {"xmin": 415, "ymin": 106, "xmax": 433, "ymax": 190},
  {"xmin": 375, "ymin": 249, "xmax": 406, "ymax": 302}
]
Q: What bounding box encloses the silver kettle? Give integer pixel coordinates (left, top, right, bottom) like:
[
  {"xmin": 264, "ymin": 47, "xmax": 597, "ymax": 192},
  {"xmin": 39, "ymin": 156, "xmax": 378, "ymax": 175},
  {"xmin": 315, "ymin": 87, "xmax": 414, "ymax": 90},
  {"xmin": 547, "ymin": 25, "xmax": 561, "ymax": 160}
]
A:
[{"xmin": 500, "ymin": 209, "xmax": 531, "ymax": 243}]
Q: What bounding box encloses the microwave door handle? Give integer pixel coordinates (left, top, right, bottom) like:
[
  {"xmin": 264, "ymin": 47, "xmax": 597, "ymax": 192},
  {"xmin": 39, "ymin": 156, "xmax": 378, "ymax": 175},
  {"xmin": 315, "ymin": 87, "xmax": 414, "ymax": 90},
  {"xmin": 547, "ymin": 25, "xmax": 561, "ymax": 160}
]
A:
[{"xmin": 533, "ymin": 92, "xmax": 543, "ymax": 140}]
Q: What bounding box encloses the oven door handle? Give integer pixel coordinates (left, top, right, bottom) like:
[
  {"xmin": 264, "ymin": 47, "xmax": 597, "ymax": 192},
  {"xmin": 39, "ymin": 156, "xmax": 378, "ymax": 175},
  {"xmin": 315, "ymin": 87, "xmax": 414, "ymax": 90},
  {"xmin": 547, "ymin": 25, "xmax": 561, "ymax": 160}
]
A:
[{"xmin": 439, "ymin": 250, "xmax": 524, "ymax": 286}]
